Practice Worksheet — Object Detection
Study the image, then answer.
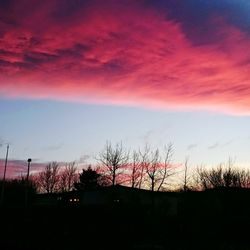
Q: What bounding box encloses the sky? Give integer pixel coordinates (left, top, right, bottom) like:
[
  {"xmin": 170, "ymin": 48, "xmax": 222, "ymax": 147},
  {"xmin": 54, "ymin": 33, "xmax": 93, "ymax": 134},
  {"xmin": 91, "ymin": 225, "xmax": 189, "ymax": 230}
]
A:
[{"xmin": 1, "ymin": 0, "xmax": 250, "ymax": 177}]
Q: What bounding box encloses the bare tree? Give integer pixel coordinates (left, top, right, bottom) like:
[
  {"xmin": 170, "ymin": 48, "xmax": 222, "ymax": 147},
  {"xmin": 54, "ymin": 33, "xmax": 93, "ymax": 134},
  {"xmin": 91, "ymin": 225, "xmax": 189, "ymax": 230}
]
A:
[
  {"xmin": 138, "ymin": 145, "xmax": 150, "ymax": 189},
  {"xmin": 59, "ymin": 162, "xmax": 78, "ymax": 192},
  {"xmin": 98, "ymin": 142, "xmax": 129, "ymax": 186},
  {"xmin": 196, "ymin": 166, "xmax": 221, "ymax": 190},
  {"xmin": 196, "ymin": 160, "xmax": 250, "ymax": 190},
  {"xmin": 180, "ymin": 157, "xmax": 192, "ymax": 191},
  {"xmin": 144, "ymin": 144, "xmax": 174, "ymax": 192},
  {"xmin": 146, "ymin": 148, "xmax": 161, "ymax": 192},
  {"xmin": 37, "ymin": 162, "xmax": 60, "ymax": 193},
  {"xmin": 129, "ymin": 151, "xmax": 142, "ymax": 188},
  {"xmin": 157, "ymin": 143, "xmax": 174, "ymax": 191}
]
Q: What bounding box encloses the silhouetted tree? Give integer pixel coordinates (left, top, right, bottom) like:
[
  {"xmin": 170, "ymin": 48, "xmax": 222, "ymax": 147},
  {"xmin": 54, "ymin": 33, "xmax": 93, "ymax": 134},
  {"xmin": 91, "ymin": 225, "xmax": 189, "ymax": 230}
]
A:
[
  {"xmin": 144, "ymin": 144, "xmax": 175, "ymax": 191},
  {"xmin": 145, "ymin": 148, "xmax": 160, "ymax": 192},
  {"xmin": 98, "ymin": 142, "xmax": 129, "ymax": 186},
  {"xmin": 157, "ymin": 143, "xmax": 174, "ymax": 191},
  {"xmin": 138, "ymin": 145, "xmax": 150, "ymax": 189},
  {"xmin": 74, "ymin": 165, "xmax": 101, "ymax": 190},
  {"xmin": 59, "ymin": 162, "xmax": 78, "ymax": 192},
  {"xmin": 196, "ymin": 161, "xmax": 250, "ymax": 190},
  {"xmin": 129, "ymin": 150, "xmax": 142, "ymax": 188},
  {"xmin": 36, "ymin": 162, "xmax": 60, "ymax": 193},
  {"xmin": 180, "ymin": 157, "xmax": 192, "ymax": 191}
]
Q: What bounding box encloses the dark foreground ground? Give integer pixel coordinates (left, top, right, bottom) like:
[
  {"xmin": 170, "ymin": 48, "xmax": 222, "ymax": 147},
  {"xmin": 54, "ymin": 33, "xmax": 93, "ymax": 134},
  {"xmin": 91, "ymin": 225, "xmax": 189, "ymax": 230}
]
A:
[{"xmin": 1, "ymin": 190, "xmax": 250, "ymax": 250}]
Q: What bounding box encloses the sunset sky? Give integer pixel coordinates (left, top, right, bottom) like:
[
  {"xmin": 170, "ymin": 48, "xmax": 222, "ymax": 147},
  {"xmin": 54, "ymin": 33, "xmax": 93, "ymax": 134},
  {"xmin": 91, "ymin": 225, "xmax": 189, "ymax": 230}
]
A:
[{"xmin": 1, "ymin": 0, "xmax": 250, "ymax": 177}]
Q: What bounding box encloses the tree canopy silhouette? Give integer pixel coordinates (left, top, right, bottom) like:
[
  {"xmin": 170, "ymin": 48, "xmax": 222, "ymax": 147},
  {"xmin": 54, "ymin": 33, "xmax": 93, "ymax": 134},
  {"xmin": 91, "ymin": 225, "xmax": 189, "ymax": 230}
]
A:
[{"xmin": 74, "ymin": 166, "xmax": 101, "ymax": 191}]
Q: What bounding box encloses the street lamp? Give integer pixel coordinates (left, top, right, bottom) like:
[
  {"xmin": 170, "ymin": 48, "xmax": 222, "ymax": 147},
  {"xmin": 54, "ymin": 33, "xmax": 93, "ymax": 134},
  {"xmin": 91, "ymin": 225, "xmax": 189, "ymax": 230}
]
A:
[
  {"xmin": 26, "ymin": 158, "xmax": 32, "ymax": 182},
  {"xmin": 25, "ymin": 158, "xmax": 32, "ymax": 208}
]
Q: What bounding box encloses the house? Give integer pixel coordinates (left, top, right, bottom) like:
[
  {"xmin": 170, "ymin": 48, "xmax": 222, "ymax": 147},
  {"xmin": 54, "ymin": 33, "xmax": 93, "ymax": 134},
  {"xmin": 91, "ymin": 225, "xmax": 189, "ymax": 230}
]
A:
[{"xmin": 34, "ymin": 185, "xmax": 179, "ymax": 216}]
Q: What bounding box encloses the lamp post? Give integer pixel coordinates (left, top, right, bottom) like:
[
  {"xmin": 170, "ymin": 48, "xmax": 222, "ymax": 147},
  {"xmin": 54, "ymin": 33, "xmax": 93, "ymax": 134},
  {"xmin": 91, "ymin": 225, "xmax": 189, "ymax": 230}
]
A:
[
  {"xmin": 0, "ymin": 144, "xmax": 9, "ymax": 206},
  {"xmin": 26, "ymin": 158, "xmax": 32, "ymax": 182},
  {"xmin": 25, "ymin": 158, "xmax": 32, "ymax": 208}
]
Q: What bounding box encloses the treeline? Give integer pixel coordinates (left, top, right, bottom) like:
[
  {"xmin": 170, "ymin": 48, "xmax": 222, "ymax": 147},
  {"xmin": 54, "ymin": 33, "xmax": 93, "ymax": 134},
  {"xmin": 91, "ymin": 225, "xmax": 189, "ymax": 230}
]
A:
[
  {"xmin": 31, "ymin": 142, "xmax": 175, "ymax": 193},
  {"xmin": 2, "ymin": 142, "xmax": 250, "ymax": 195},
  {"xmin": 30, "ymin": 142, "xmax": 250, "ymax": 193}
]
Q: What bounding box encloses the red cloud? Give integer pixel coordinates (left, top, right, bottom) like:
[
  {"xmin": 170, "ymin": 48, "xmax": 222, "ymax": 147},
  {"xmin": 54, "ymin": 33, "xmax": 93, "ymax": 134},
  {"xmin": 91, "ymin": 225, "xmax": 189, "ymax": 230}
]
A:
[{"xmin": 1, "ymin": 1, "xmax": 250, "ymax": 114}]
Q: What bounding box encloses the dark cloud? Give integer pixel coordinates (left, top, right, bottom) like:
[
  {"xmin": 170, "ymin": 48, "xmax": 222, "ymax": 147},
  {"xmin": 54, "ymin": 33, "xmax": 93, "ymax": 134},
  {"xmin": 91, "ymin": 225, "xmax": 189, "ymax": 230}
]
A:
[
  {"xmin": 57, "ymin": 43, "xmax": 90, "ymax": 58},
  {"xmin": 51, "ymin": 0, "xmax": 92, "ymax": 22},
  {"xmin": 221, "ymin": 139, "xmax": 234, "ymax": 147},
  {"xmin": 41, "ymin": 143, "xmax": 63, "ymax": 151},
  {"xmin": 24, "ymin": 51, "xmax": 58, "ymax": 64},
  {"xmin": 208, "ymin": 143, "xmax": 219, "ymax": 150},
  {"xmin": 0, "ymin": 137, "xmax": 4, "ymax": 147},
  {"xmin": 187, "ymin": 144, "xmax": 198, "ymax": 151},
  {"xmin": 146, "ymin": 0, "xmax": 250, "ymax": 45}
]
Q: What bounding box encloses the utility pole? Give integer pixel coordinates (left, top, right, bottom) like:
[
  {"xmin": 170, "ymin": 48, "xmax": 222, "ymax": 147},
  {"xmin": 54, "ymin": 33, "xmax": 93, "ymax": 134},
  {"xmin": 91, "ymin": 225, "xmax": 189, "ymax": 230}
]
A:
[
  {"xmin": 25, "ymin": 158, "xmax": 32, "ymax": 208},
  {"xmin": 0, "ymin": 144, "xmax": 9, "ymax": 206},
  {"xmin": 183, "ymin": 157, "xmax": 189, "ymax": 192}
]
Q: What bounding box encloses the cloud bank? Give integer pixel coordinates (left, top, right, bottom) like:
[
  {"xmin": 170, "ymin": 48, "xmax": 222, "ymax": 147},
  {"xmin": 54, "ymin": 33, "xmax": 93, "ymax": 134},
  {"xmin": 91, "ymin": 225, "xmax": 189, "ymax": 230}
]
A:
[{"xmin": 1, "ymin": 0, "xmax": 250, "ymax": 114}]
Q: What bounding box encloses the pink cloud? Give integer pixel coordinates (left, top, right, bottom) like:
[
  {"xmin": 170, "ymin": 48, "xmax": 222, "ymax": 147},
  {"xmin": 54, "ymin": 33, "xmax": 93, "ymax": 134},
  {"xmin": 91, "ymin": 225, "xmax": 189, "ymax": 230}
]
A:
[
  {"xmin": 0, "ymin": 159, "xmax": 46, "ymax": 179},
  {"xmin": 1, "ymin": 1, "xmax": 250, "ymax": 114}
]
